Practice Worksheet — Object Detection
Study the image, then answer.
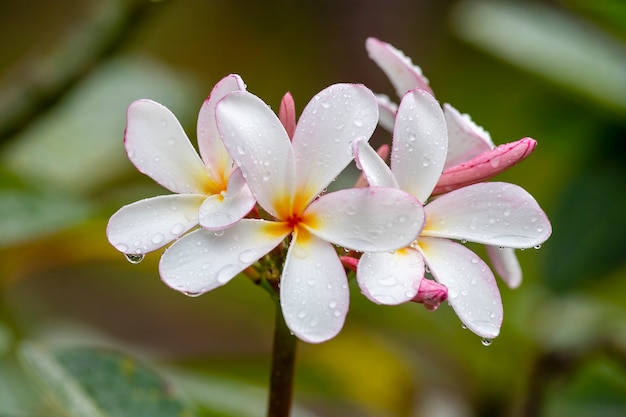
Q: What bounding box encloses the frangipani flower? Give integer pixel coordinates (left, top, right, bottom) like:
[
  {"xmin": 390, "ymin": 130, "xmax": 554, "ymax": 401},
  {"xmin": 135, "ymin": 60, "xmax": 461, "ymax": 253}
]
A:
[
  {"xmin": 354, "ymin": 88, "xmax": 552, "ymax": 339},
  {"xmin": 107, "ymin": 75, "xmax": 255, "ymax": 258},
  {"xmin": 159, "ymin": 83, "xmax": 425, "ymax": 343},
  {"xmin": 366, "ymin": 37, "xmax": 537, "ymax": 288}
]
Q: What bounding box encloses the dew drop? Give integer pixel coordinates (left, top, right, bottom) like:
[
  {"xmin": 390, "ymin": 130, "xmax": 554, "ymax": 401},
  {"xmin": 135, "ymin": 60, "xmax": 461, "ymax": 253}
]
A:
[
  {"xmin": 534, "ymin": 244, "xmax": 542, "ymax": 249},
  {"xmin": 461, "ymin": 324, "xmax": 468, "ymax": 330},
  {"xmin": 333, "ymin": 310, "xmax": 342, "ymax": 317},
  {"xmin": 306, "ymin": 279, "xmax": 316, "ymax": 287},
  {"xmin": 309, "ymin": 317, "xmax": 319, "ymax": 327},
  {"xmin": 115, "ymin": 243, "xmax": 129, "ymax": 253},
  {"xmin": 216, "ymin": 264, "xmax": 239, "ymax": 283},
  {"xmin": 183, "ymin": 290, "xmax": 203, "ymax": 297},
  {"xmin": 321, "ymin": 101, "xmax": 331, "ymax": 109},
  {"xmin": 239, "ymin": 249, "xmax": 260, "ymax": 264},
  {"xmin": 170, "ymin": 223, "xmax": 185, "ymax": 235},
  {"xmin": 297, "ymin": 309, "xmax": 308, "ymax": 318},
  {"xmin": 471, "ymin": 257, "xmax": 479, "ymax": 264},
  {"xmin": 160, "ymin": 119, "xmax": 168, "ymax": 127},
  {"xmin": 328, "ymin": 300, "xmax": 338, "ymax": 309},
  {"xmin": 125, "ymin": 253, "xmax": 144, "ymax": 264},
  {"xmin": 151, "ymin": 233, "xmax": 165, "ymax": 244},
  {"xmin": 422, "ymin": 157, "xmax": 430, "ymax": 167},
  {"xmin": 353, "ymin": 118, "xmax": 363, "ymax": 127},
  {"xmin": 214, "ymin": 230, "xmax": 225, "ymax": 237},
  {"xmin": 377, "ymin": 275, "xmax": 398, "ymax": 286},
  {"xmin": 237, "ymin": 145, "xmax": 246, "ymax": 155},
  {"xmin": 481, "ymin": 338, "xmax": 493, "ymax": 347},
  {"xmin": 346, "ymin": 205, "xmax": 356, "ymax": 215}
]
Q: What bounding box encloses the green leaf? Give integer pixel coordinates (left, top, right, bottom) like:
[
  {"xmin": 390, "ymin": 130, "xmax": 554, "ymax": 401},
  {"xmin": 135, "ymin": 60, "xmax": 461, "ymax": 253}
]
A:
[
  {"xmin": 18, "ymin": 344, "xmax": 194, "ymax": 417},
  {"xmin": 0, "ymin": 189, "xmax": 92, "ymax": 247}
]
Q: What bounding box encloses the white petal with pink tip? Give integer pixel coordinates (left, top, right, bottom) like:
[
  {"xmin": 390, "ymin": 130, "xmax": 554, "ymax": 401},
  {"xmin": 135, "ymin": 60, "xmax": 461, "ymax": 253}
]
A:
[
  {"xmin": 419, "ymin": 237, "xmax": 502, "ymax": 338},
  {"xmin": 159, "ymin": 219, "xmax": 289, "ymax": 296},
  {"xmin": 197, "ymin": 74, "xmax": 246, "ymax": 180},
  {"xmin": 125, "ymin": 100, "xmax": 210, "ymax": 194},
  {"xmin": 304, "ymin": 187, "xmax": 424, "ymax": 252},
  {"xmin": 198, "ymin": 169, "xmax": 255, "ymax": 230},
  {"xmin": 281, "ymin": 233, "xmax": 350, "ymax": 343},
  {"xmin": 216, "ymin": 91, "xmax": 295, "ymax": 219},
  {"xmin": 107, "ymin": 194, "xmax": 204, "ymax": 255},
  {"xmin": 353, "ymin": 138, "xmax": 398, "ymax": 188},
  {"xmin": 486, "ymin": 246, "xmax": 522, "ymax": 289},
  {"xmin": 423, "ymin": 182, "xmax": 552, "ymax": 248},
  {"xmin": 357, "ymin": 248, "xmax": 424, "ymax": 305},
  {"xmin": 443, "ymin": 103, "xmax": 494, "ymax": 170},
  {"xmin": 291, "ymin": 83, "xmax": 378, "ymax": 202},
  {"xmin": 391, "ymin": 89, "xmax": 448, "ymax": 203}
]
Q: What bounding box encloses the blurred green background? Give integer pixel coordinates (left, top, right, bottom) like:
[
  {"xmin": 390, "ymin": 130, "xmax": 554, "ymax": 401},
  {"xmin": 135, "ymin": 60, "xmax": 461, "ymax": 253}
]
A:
[{"xmin": 1, "ymin": 0, "xmax": 625, "ymax": 416}]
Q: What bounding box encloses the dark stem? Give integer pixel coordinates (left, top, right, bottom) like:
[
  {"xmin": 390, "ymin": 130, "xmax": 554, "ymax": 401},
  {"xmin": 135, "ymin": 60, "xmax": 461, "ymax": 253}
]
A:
[{"xmin": 267, "ymin": 301, "xmax": 298, "ymax": 417}]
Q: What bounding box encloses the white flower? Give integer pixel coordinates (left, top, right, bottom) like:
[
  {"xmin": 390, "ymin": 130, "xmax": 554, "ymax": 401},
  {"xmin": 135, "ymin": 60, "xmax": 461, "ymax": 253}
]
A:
[
  {"xmin": 159, "ymin": 83, "xmax": 425, "ymax": 343},
  {"xmin": 354, "ymin": 88, "xmax": 551, "ymax": 338},
  {"xmin": 107, "ymin": 74, "xmax": 255, "ymax": 257}
]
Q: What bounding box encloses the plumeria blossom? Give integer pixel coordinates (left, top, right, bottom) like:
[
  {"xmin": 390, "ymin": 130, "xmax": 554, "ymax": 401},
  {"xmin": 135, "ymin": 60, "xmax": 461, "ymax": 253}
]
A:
[
  {"xmin": 159, "ymin": 83, "xmax": 425, "ymax": 343},
  {"xmin": 107, "ymin": 75, "xmax": 256, "ymax": 258},
  {"xmin": 353, "ymin": 88, "xmax": 552, "ymax": 339},
  {"xmin": 365, "ymin": 37, "xmax": 537, "ymax": 288}
]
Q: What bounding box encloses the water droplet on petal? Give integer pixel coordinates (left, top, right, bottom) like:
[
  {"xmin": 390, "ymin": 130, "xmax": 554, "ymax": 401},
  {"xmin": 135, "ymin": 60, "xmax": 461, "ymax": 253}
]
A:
[
  {"xmin": 170, "ymin": 223, "xmax": 185, "ymax": 235},
  {"xmin": 346, "ymin": 205, "xmax": 356, "ymax": 215},
  {"xmin": 329, "ymin": 300, "xmax": 338, "ymax": 309},
  {"xmin": 377, "ymin": 275, "xmax": 398, "ymax": 287},
  {"xmin": 216, "ymin": 264, "xmax": 239, "ymax": 283},
  {"xmin": 534, "ymin": 244, "xmax": 542, "ymax": 249},
  {"xmin": 125, "ymin": 253, "xmax": 144, "ymax": 264},
  {"xmin": 309, "ymin": 317, "xmax": 319, "ymax": 327},
  {"xmin": 151, "ymin": 233, "xmax": 165, "ymax": 244},
  {"xmin": 481, "ymin": 338, "xmax": 493, "ymax": 347},
  {"xmin": 183, "ymin": 290, "xmax": 203, "ymax": 297},
  {"xmin": 353, "ymin": 118, "xmax": 363, "ymax": 127},
  {"xmin": 237, "ymin": 145, "xmax": 246, "ymax": 155}
]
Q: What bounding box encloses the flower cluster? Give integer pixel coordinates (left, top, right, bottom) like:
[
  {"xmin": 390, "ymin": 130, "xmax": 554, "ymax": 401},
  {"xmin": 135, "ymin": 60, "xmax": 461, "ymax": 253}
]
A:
[{"xmin": 107, "ymin": 39, "xmax": 551, "ymax": 343}]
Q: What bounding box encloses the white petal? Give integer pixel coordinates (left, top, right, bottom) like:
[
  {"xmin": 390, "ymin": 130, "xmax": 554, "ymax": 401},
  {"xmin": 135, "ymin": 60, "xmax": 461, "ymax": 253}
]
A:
[
  {"xmin": 357, "ymin": 248, "xmax": 424, "ymax": 305},
  {"xmin": 304, "ymin": 187, "xmax": 424, "ymax": 252},
  {"xmin": 198, "ymin": 168, "xmax": 256, "ymax": 230},
  {"xmin": 391, "ymin": 89, "xmax": 448, "ymax": 203},
  {"xmin": 418, "ymin": 237, "xmax": 502, "ymax": 338},
  {"xmin": 291, "ymin": 83, "xmax": 378, "ymax": 205},
  {"xmin": 353, "ymin": 138, "xmax": 399, "ymax": 188},
  {"xmin": 281, "ymin": 232, "xmax": 349, "ymax": 343},
  {"xmin": 423, "ymin": 182, "xmax": 552, "ymax": 248},
  {"xmin": 443, "ymin": 103, "xmax": 495, "ymax": 169},
  {"xmin": 376, "ymin": 94, "xmax": 398, "ymax": 132},
  {"xmin": 159, "ymin": 219, "xmax": 289, "ymax": 295},
  {"xmin": 197, "ymin": 74, "xmax": 246, "ymax": 180},
  {"xmin": 125, "ymin": 100, "xmax": 211, "ymax": 194},
  {"xmin": 216, "ymin": 91, "xmax": 295, "ymax": 219},
  {"xmin": 485, "ymin": 246, "xmax": 522, "ymax": 289},
  {"xmin": 107, "ymin": 194, "xmax": 204, "ymax": 254},
  {"xmin": 365, "ymin": 37, "xmax": 433, "ymax": 98}
]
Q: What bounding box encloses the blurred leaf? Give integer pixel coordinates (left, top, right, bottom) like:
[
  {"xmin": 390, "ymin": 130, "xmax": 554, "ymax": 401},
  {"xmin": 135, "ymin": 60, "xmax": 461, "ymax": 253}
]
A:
[
  {"xmin": 0, "ymin": 189, "xmax": 92, "ymax": 248},
  {"xmin": 542, "ymin": 165, "xmax": 626, "ymax": 291},
  {"xmin": 1, "ymin": 56, "xmax": 199, "ymax": 195},
  {"xmin": 18, "ymin": 344, "xmax": 194, "ymax": 417},
  {"xmin": 559, "ymin": 0, "xmax": 626, "ymax": 38},
  {"xmin": 170, "ymin": 371, "xmax": 319, "ymax": 417},
  {"xmin": 450, "ymin": 0, "xmax": 626, "ymax": 116},
  {"xmin": 541, "ymin": 356, "xmax": 626, "ymax": 417}
]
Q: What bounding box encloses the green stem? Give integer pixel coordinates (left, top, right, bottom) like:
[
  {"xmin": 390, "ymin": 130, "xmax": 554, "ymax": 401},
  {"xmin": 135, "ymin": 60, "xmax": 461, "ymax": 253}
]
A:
[{"xmin": 267, "ymin": 300, "xmax": 298, "ymax": 417}]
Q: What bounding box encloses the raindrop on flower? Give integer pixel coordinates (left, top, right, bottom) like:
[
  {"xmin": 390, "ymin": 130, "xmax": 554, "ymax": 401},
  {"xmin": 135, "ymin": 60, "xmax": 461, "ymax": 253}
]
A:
[
  {"xmin": 183, "ymin": 290, "xmax": 203, "ymax": 297},
  {"xmin": 353, "ymin": 118, "xmax": 363, "ymax": 127},
  {"xmin": 125, "ymin": 253, "xmax": 144, "ymax": 264},
  {"xmin": 481, "ymin": 338, "xmax": 493, "ymax": 347},
  {"xmin": 534, "ymin": 244, "xmax": 542, "ymax": 249}
]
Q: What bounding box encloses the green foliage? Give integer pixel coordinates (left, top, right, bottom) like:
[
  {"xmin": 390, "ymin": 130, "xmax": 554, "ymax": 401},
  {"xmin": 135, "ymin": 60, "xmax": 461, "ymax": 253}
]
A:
[{"xmin": 19, "ymin": 344, "xmax": 193, "ymax": 417}]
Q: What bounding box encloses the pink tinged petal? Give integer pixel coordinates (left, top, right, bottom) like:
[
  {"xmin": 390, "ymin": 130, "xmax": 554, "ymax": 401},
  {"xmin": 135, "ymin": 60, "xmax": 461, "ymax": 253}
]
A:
[
  {"xmin": 376, "ymin": 94, "xmax": 398, "ymax": 132},
  {"xmin": 365, "ymin": 37, "xmax": 434, "ymax": 97},
  {"xmin": 353, "ymin": 138, "xmax": 399, "ymax": 188},
  {"xmin": 216, "ymin": 91, "xmax": 295, "ymax": 219},
  {"xmin": 197, "ymin": 74, "xmax": 247, "ymax": 180},
  {"xmin": 485, "ymin": 246, "xmax": 522, "ymax": 289},
  {"xmin": 419, "ymin": 237, "xmax": 502, "ymax": 338},
  {"xmin": 340, "ymin": 255, "xmax": 359, "ymax": 272},
  {"xmin": 433, "ymin": 137, "xmax": 537, "ymax": 195},
  {"xmin": 357, "ymin": 248, "xmax": 424, "ymax": 305},
  {"xmin": 198, "ymin": 168, "xmax": 256, "ymax": 230},
  {"xmin": 411, "ymin": 279, "xmax": 448, "ymax": 311},
  {"xmin": 353, "ymin": 143, "xmax": 391, "ymax": 188},
  {"xmin": 159, "ymin": 219, "xmax": 289, "ymax": 296},
  {"xmin": 278, "ymin": 92, "xmax": 297, "ymax": 140},
  {"xmin": 107, "ymin": 194, "xmax": 204, "ymax": 255},
  {"xmin": 304, "ymin": 187, "xmax": 424, "ymax": 252},
  {"xmin": 443, "ymin": 103, "xmax": 495, "ymax": 170},
  {"xmin": 291, "ymin": 83, "xmax": 378, "ymax": 204},
  {"xmin": 391, "ymin": 89, "xmax": 448, "ymax": 202},
  {"xmin": 423, "ymin": 182, "xmax": 552, "ymax": 248},
  {"xmin": 125, "ymin": 100, "xmax": 210, "ymax": 194},
  {"xmin": 280, "ymin": 233, "xmax": 350, "ymax": 343}
]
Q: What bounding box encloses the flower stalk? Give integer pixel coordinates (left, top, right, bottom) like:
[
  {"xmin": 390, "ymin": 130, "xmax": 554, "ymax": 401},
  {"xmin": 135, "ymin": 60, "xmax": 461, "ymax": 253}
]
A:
[{"xmin": 267, "ymin": 297, "xmax": 298, "ymax": 417}]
